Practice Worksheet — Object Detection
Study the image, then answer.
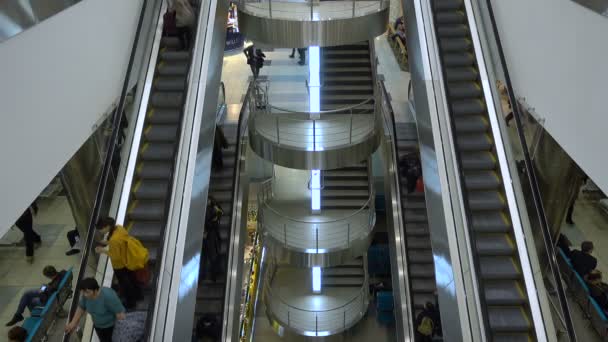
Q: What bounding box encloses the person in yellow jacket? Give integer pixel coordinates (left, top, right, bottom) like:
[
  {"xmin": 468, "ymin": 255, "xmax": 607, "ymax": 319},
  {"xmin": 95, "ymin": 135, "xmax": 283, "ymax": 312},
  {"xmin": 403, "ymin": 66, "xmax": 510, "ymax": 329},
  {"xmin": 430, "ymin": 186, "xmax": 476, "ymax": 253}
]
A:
[{"xmin": 95, "ymin": 217, "xmax": 148, "ymax": 309}]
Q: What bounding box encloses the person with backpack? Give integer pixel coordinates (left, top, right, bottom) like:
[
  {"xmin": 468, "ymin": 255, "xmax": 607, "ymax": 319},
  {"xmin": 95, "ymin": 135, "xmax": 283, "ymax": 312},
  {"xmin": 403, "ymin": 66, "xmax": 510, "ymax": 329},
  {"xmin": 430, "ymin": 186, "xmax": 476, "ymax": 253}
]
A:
[
  {"xmin": 399, "ymin": 152, "xmax": 422, "ymax": 193},
  {"xmin": 415, "ymin": 302, "xmax": 439, "ymax": 342},
  {"xmin": 95, "ymin": 217, "xmax": 149, "ymax": 309}
]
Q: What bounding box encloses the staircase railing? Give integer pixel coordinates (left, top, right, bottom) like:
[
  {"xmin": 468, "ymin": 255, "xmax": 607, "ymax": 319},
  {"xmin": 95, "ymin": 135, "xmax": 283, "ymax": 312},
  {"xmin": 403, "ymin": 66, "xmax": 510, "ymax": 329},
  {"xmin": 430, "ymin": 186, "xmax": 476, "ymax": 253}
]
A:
[
  {"xmin": 262, "ymin": 260, "xmax": 369, "ymax": 335},
  {"xmin": 257, "ymin": 178, "xmax": 375, "ymax": 253}
]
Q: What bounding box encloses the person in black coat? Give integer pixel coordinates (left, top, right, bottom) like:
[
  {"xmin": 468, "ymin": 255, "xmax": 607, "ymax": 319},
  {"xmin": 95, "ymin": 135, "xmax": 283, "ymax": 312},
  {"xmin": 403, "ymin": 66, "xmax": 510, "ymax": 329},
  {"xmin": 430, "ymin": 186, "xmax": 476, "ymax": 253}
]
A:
[
  {"xmin": 15, "ymin": 202, "xmax": 41, "ymax": 262},
  {"xmin": 570, "ymin": 241, "xmax": 597, "ymax": 278},
  {"xmin": 243, "ymin": 45, "xmax": 265, "ymax": 79}
]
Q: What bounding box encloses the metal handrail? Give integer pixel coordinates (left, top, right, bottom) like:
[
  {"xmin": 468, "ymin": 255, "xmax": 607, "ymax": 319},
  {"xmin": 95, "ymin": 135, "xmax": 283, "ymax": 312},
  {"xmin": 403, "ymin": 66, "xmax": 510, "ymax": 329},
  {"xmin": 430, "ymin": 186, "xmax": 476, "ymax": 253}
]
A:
[
  {"xmin": 257, "ymin": 179, "xmax": 375, "ymax": 225},
  {"xmin": 269, "ymin": 97, "xmax": 374, "ymax": 115},
  {"xmin": 482, "ymin": 0, "xmax": 577, "ymax": 340},
  {"xmin": 237, "ymin": 0, "xmax": 387, "ymax": 21}
]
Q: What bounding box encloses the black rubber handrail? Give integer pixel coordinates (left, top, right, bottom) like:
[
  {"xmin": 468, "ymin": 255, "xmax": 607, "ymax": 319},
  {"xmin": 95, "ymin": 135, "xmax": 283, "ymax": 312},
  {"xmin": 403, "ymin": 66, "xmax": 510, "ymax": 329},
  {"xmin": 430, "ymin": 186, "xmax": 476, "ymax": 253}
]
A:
[
  {"xmin": 483, "ymin": 1, "xmax": 577, "ymax": 340},
  {"xmin": 62, "ymin": 0, "xmax": 150, "ymax": 341}
]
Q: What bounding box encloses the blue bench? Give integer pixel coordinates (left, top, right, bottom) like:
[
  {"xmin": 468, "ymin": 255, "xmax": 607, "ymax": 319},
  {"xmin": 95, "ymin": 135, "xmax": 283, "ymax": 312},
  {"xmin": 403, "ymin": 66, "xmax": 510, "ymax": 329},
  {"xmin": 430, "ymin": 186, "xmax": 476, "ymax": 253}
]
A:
[
  {"xmin": 557, "ymin": 248, "xmax": 608, "ymax": 340},
  {"xmin": 23, "ymin": 268, "xmax": 73, "ymax": 341}
]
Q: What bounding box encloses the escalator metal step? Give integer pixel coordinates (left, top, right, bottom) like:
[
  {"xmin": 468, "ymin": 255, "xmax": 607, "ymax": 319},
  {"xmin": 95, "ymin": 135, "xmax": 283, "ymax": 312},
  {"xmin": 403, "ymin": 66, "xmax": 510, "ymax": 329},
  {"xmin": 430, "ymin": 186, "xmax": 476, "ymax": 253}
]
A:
[
  {"xmin": 160, "ymin": 37, "xmax": 181, "ymax": 50},
  {"xmin": 411, "ymin": 278, "xmax": 437, "ymax": 292},
  {"xmin": 134, "ymin": 180, "xmax": 169, "ymax": 200},
  {"xmin": 128, "ymin": 221, "xmax": 163, "ymax": 242},
  {"xmin": 407, "ymin": 237, "xmax": 432, "ymax": 250},
  {"xmin": 408, "ymin": 249, "xmax": 433, "ymax": 263},
  {"xmin": 435, "ymin": 11, "xmax": 465, "ymax": 25},
  {"xmin": 405, "ymin": 223, "xmax": 429, "ymax": 236},
  {"xmin": 472, "ymin": 211, "xmax": 511, "ymax": 233},
  {"xmin": 437, "ymin": 24, "xmax": 469, "ymax": 37},
  {"xmin": 444, "ymin": 52, "xmax": 475, "ymax": 67},
  {"xmin": 128, "ymin": 201, "xmax": 165, "ymax": 221},
  {"xmin": 445, "ymin": 67, "xmax": 478, "ymax": 82},
  {"xmin": 157, "ymin": 63, "xmax": 189, "ymax": 76},
  {"xmin": 475, "ymin": 234, "xmax": 514, "ymax": 256},
  {"xmin": 154, "ymin": 76, "xmax": 187, "ymax": 91},
  {"xmin": 487, "ymin": 306, "xmax": 531, "ymax": 332},
  {"xmin": 150, "ymin": 92, "xmax": 183, "ymax": 108},
  {"xmin": 159, "ymin": 50, "xmax": 190, "ymax": 61},
  {"xmin": 492, "ymin": 333, "xmax": 533, "ymax": 342},
  {"xmin": 144, "ymin": 125, "xmax": 179, "ymax": 142},
  {"xmin": 440, "ymin": 37, "xmax": 472, "ymax": 52},
  {"xmin": 460, "ymin": 151, "xmax": 496, "ymax": 170},
  {"xmin": 464, "ymin": 171, "xmax": 500, "ymax": 190},
  {"xmin": 448, "ymin": 82, "xmax": 482, "ymax": 98},
  {"xmin": 456, "ymin": 133, "xmax": 492, "ymax": 151},
  {"xmin": 468, "ymin": 191, "xmax": 505, "ymax": 210},
  {"xmin": 141, "ymin": 143, "xmax": 174, "ymax": 161},
  {"xmin": 484, "ymin": 281, "xmax": 527, "ymax": 305},
  {"xmin": 148, "ymin": 108, "xmax": 181, "ymax": 124},
  {"xmin": 451, "ymin": 99, "xmax": 485, "ymax": 115},
  {"xmin": 136, "ymin": 162, "xmax": 172, "ymax": 179},
  {"xmin": 479, "ymin": 256, "xmax": 520, "ymax": 280},
  {"xmin": 433, "ymin": 0, "xmax": 463, "ymax": 11},
  {"xmin": 454, "ymin": 115, "xmax": 488, "ymax": 133},
  {"xmin": 410, "ymin": 264, "xmax": 436, "ymax": 277}
]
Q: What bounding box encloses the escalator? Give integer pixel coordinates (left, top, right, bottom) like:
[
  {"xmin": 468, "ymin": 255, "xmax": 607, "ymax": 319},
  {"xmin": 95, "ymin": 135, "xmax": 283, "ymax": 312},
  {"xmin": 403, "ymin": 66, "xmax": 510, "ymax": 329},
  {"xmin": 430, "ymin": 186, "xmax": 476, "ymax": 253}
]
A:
[
  {"xmin": 124, "ymin": 35, "xmax": 190, "ymax": 310},
  {"xmin": 431, "ymin": 0, "xmax": 536, "ymax": 339}
]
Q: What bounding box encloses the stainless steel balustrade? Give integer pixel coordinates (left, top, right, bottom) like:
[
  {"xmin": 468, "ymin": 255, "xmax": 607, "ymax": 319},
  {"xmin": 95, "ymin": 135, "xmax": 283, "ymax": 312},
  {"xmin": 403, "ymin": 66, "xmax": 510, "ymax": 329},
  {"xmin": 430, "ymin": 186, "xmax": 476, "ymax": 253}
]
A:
[
  {"xmin": 257, "ymin": 179, "xmax": 375, "ymax": 254},
  {"xmin": 262, "ymin": 260, "xmax": 370, "ymax": 336},
  {"xmin": 237, "ymin": 0, "xmax": 387, "ymax": 21}
]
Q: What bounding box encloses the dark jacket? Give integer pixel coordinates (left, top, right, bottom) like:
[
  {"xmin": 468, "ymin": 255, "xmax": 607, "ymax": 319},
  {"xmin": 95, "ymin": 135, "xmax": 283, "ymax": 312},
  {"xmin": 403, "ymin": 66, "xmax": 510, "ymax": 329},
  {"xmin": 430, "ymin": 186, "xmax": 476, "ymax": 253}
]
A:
[
  {"xmin": 570, "ymin": 250, "xmax": 597, "ymax": 277},
  {"xmin": 589, "ymin": 282, "xmax": 608, "ymax": 312},
  {"xmin": 41, "ymin": 270, "xmax": 67, "ymax": 303}
]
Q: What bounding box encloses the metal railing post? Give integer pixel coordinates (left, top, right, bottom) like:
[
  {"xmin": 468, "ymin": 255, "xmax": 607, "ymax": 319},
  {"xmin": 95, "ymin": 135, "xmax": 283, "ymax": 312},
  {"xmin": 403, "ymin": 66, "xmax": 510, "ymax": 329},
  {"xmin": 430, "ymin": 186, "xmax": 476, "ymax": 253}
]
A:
[
  {"xmin": 315, "ymin": 315, "xmax": 318, "ymax": 336},
  {"xmin": 343, "ymin": 310, "xmax": 346, "ymax": 330},
  {"xmin": 352, "ymin": 0, "xmax": 355, "ymax": 17},
  {"xmin": 310, "ymin": 0, "xmax": 313, "ymax": 20},
  {"xmin": 268, "ymin": 0, "xmax": 272, "ymax": 18},
  {"xmin": 349, "ymin": 109, "xmax": 353, "ymax": 144},
  {"xmin": 313, "ymin": 120, "xmax": 316, "ymax": 151},
  {"xmin": 275, "ymin": 116, "xmax": 280, "ymax": 144},
  {"xmin": 287, "ymin": 310, "xmax": 290, "ymax": 327},
  {"xmin": 284, "ymin": 223, "xmax": 287, "ymax": 247},
  {"xmin": 347, "ymin": 223, "xmax": 351, "ymax": 248},
  {"xmin": 316, "ymin": 227, "xmax": 319, "ymax": 253}
]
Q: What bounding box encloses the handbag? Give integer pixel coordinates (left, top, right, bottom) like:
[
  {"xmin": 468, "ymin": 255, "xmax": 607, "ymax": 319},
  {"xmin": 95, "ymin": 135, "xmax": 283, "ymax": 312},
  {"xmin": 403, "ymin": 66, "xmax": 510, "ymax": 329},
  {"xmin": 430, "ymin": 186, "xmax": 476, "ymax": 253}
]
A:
[{"xmin": 134, "ymin": 263, "xmax": 151, "ymax": 287}]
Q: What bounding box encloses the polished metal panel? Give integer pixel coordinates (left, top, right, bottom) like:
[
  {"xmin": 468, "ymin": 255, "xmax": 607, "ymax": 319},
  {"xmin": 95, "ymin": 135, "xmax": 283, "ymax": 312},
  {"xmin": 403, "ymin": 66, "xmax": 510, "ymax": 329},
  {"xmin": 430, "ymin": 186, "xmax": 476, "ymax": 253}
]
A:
[
  {"xmin": 238, "ymin": 7, "xmax": 388, "ymax": 47},
  {"xmin": 0, "ymin": 0, "xmax": 80, "ymax": 42},
  {"xmin": 402, "ymin": 0, "xmax": 477, "ymax": 339},
  {"xmin": 572, "ymin": 0, "xmax": 608, "ymax": 17},
  {"xmin": 152, "ymin": 0, "xmax": 229, "ymax": 340}
]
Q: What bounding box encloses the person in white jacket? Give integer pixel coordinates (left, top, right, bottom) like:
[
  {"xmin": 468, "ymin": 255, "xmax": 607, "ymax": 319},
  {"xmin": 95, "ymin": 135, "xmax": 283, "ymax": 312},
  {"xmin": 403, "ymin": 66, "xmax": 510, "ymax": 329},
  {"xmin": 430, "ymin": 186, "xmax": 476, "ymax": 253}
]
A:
[{"xmin": 172, "ymin": 0, "xmax": 195, "ymax": 50}]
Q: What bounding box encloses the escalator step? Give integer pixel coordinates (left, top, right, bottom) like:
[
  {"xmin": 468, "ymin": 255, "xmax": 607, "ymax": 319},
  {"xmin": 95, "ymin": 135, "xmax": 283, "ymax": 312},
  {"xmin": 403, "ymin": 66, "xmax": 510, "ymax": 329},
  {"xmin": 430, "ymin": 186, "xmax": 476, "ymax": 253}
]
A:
[
  {"xmin": 413, "ymin": 293, "xmax": 437, "ymax": 309},
  {"xmin": 487, "ymin": 306, "xmax": 531, "ymax": 332},
  {"xmin": 154, "ymin": 76, "xmax": 187, "ymax": 91},
  {"xmin": 159, "ymin": 50, "xmax": 190, "ymax": 62},
  {"xmin": 460, "ymin": 151, "xmax": 495, "ymax": 170},
  {"xmin": 492, "ymin": 333, "xmax": 533, "ymax": 342},
  {"xmin": 451, "ymin": 98, "xmax": 485, "ymax": 115},
  {"xmin": 454, "ymin": 115, "xmax": 488, "ymax": 133},
  {"xmin": 150, "ymin": 92, "xmax": 183, "ymax": 108},
  {"xmin": 472, "ymin": 211, "xmax": 511, "ymax": 233},
  {"xmin": 456, "ymin": 133, "xmax": 492, "ymax": 151},
  {"xmin": 437, "ymin": 24, "xmax": 469, "ymax": 37},
  {"xmin": 484, "ymin": 281, "xmax": 527, "ymax": 305},
  {"xmin": 141, "ymin": 143, "xmax": 174, "ymax": 161},
  {"xmin": 479, "ymin": 256, "xmax": 520, "ymax": 279},
  {"xmin": 464, "ymin": 170, "xmax": 500, "ymax": 190},
  {"xmin": 467, "ymin": 190, "xmax": 505, "ymax": 210},
  {"xmin": 411, "ymin": 278, "xmax": 437, "ymax": 292},
  {"xmin": 128, "ymin": 201, "xmax": 166, "ymax": 221},
  {"xmin": 144, "ymin": 125, "xmax": 179, "ymax": 142},
  {"xmin": 448, "ymin": 82, "xmax": 482, "ymax": 98},
  {"xmin": 134, "ymin": 180, "xmax": 169, "ymax": 200},
  {"xmin": 475, "ymin": 234, "xmax": 514, "ymax": 256},
  {"xmin": 408, "ymin": 249, "xmax": 433, "ymax": 263},
  {"xmin": 407, "ymin": 237, "xmax": 432, "ymax": 250},
  {"xmin": 443, "ymin": 52, "xmax": 475, "ymax": 67},
  {"xmin": 405, "ymin": 223, "xmax": 429, "ymax": 236},
  {"xmin": 445, "ymin": 67, "xmax": 478, "ymax": 82},
  {"xmin": 128, "ymin": 221, "xmax": 163, "ymax": 242},
  {"xmin": 147, "ymin": 108, "xmax": 181, "ymax": 124},
  {"xmin": 160, "ymin": 37, "xmax": 181, "ymax": 50},
  {"xmin": 157, "ymin": 63, "xmax": 189, "ymax": 76},
  {"xmin": 410, "ymin": 264, "xmax": 436, "ymax": 277},
  {"xmin": 136, "ymin": 162, "xmax": 173, "ymax": 179},
  {"xmin": 433, "ymin": 0, "xmax": 463, "ymax": 11},
  {"xmin": 435, "ymin": 11, "xmax": 466, "ymax": 25},
  {"xmin": 440, "ymin": 37, "xmax": 472, "ymax": 52}
]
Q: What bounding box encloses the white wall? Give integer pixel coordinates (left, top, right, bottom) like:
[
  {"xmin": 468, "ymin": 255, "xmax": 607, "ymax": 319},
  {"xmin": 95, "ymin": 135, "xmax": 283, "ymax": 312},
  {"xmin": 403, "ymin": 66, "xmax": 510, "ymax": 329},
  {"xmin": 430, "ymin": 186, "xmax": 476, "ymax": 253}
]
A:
[
  {"xmin": 0, "ymin": 0, "xmax": 143, "ymax": 233},
  {"xmin": 490, "ymin": 0, "xmax": 608, "ymax": 194}
]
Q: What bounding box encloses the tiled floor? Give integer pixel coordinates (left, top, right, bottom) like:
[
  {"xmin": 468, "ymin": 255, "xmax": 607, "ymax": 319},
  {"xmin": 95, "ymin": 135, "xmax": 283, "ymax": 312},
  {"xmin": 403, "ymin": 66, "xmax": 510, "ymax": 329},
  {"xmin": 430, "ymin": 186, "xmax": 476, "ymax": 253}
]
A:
[{"xmin": 0, "ymin": 196, "xmax": 81, "ymax": 339}]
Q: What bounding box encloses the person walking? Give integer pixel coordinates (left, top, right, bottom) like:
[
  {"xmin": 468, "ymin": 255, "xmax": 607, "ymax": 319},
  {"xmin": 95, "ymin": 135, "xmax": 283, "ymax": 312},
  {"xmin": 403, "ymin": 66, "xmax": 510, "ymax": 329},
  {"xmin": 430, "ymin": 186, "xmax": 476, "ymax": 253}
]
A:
[
  {"xmin": 204, "ymin": 197, "xmax": 224, "ymax": 282},
  {"xmin": 15, "ymin": 202, "xmax": 41, "ymax": 263},
  {"xmin": 6, "ymin": 266, "xmax": 67, "ymax": 326},
  {"xmin": 297, "ymin": 48, "xmax": 306, "ymax": 65},
  {"xmin": 95, "ymin": 217, "xmax": 148, "ymax": 309},
  {"xmin": 243, "ymin": 45, "xmax": 258, "ymax": 78},
  {"xmin": 173, "ymin": 0, "xmax": 195, "ymax": 50},
  {"xmin": 289, "ymin": 48, "xmax": 296, "ymax": 58},
  {"xmin": 65, "ymin": 278, "xmax": 126, "ymax": 342}
]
